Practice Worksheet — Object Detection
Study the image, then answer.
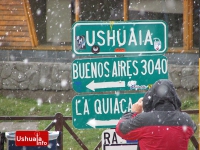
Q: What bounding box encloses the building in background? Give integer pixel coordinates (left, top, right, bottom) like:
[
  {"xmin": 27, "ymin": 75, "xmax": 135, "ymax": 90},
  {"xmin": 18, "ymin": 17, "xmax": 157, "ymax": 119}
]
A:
[{"xmin": 0, "ymin": 0, "xmax": 199, "ymax": 64}]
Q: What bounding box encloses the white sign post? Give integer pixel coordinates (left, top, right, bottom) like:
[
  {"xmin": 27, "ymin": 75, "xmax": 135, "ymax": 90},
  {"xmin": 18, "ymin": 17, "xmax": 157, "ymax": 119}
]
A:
[{"xmin": 102, "ymin": 129, "xmax": 138, "ymax": 150}]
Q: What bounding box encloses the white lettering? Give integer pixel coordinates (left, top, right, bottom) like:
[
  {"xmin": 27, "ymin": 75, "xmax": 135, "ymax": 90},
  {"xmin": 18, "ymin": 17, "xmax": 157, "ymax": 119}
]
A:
[
  {"xmin": 114, "ymin": 98, "xmax": 120, "ymax": 114},
  {"xmin": 112, "ymin": 61, "xmax": 118, "ymax": 77},
  {"xmin": 86, "ymin": 31, "xmax": 95, "ymax": 46},
  {"xmin": 117, "ymin": 30, "xmax": 126, "ymax": 47},
  {"xmin": 139, "ymin": 30, "xmax": 142, "ymax": 45},
  {"xmin": 92, "ymin": 97, "xmax": 132, "ymax": 115},
  {"xmin": 141, "ymin": 59, "xmax": 147, "ymax": 75},
  {"xmin": 104, "ymin": 62, "xmax": 110, "ymax": 77},
  {"xmin": 76, "ymin": 100, "xmax": 82, "ymax": 115},
  {"xmin": 73, "ymin": 62, "xmax": 110, "ymax": 79},
  {"xmin": 120, "ymin": 99, "xmax": 126, "ymax": 113},
  {"xmin": 84, "ymin": 99, "xmax": 89, "ymax": 115},
  {"xmin": 85, "ymin": 62, "xmax": 91, "ymax": 78},
  {"xmin": 119, "ymin": 61, "xmax": 126, "ymax": 76},
  {"xmin": 102, "ymin": 98, "xmax": 110, "ymax": 114},
  {"xmin": 128, "ymin": 98, "xmax": 133, "ymax": 112},
  {"xmin": 107, "ymin": 30, "xmax": 115, "ymax": 46},
  {"xmin": 97, "ymin": 31, "xmax": 105, "ymax": 46},
  {"xmin": 132, "ymin": 60, "xmax": 139, "ymax": 75},
  {"xmin": 98, "ymin": 63, "xmax": 104, "ymax": 77},
  {"xmin": 128, "ymin": 28, "xmax": 137, "ymax": 45},
  {"xmin": 144, "ymin": 30, "xmax": 153, "ymax": 45},
  {"xmin": 85, "ymin": 28, "xmax": 154, "ymax": 47},
  {"xmin": 72, "ymin": 63, "xmax": 78, "ymax": 79},
  {"xmin": 94, "ymin": 99, "xmax": 102, "ymax": 114},
  {"xmin": 91, "ymin": 62, "xmax": 97, "ymax": 78},
  {"xmin": 126, "ymin": 60, "xmax": 132, "ymax": 77}
]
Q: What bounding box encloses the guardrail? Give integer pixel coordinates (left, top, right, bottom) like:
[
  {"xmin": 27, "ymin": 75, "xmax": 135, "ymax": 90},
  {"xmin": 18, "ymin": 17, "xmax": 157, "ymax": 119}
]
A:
[{"xmin": 0, "ymin": 110, "xmax": 198, "ymax": 150}]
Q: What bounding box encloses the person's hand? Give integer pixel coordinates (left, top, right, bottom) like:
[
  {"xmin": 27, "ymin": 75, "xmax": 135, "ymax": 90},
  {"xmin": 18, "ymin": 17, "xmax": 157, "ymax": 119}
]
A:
[{"xmin": 131, "ymin": 97, "xmax": 143, "ymax": 113}]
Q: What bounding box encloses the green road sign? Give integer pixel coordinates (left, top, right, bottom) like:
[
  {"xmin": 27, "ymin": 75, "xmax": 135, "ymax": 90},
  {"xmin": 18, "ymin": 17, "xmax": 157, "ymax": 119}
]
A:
[
  {"xmin": 71, "ymin": 55, "xmax": 168, "ymax": 93},
  {"xmin": 72, "ymin": 93, "xmax": 144, "ymax": 129},
  {"xmin": 72, "ymin": 21, "xmax": 168, "ymax": 55}
]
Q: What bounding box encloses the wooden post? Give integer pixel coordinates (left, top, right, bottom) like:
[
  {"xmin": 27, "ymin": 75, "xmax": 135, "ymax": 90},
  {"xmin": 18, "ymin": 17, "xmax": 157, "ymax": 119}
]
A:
[
  {"xmin": 55, "ymin": 113, "xmax": 64, "ymax": 150},
  {"xmin": 75, "ymin": 0, "xmax": 80, "ymax": 21},
  {"xmin": 123, "ymin": 0, "xmax": 128, "ymax": 21},
  {"xmin": 23, "ymin": 0, "xmax": 38, "ymax": 47},
  {"xmin": 188, "ymin": 0, "xmax": 193, "ymax": 49},
  {"xmin": 183, "ymin": 0, "xmax": 193, "ymax": 50}
]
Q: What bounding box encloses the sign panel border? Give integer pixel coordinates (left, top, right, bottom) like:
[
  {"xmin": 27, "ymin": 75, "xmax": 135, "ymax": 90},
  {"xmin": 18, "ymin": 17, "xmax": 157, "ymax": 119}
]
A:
[
  {"xmin": 72, "ymin": 20, "xmax": 168, "ymax": 55},
  {"xmin": 72, "ymin": 93, "xmax": 145, "ymax": 129},
  {"xmin": 71, "ymin": 55, "xmax": 168, "ymax": 93}
]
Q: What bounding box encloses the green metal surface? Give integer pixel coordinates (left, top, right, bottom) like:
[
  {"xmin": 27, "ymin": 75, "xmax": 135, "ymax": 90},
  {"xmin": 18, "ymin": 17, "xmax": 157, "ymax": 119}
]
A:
[
  {"xmin": 72, "ymin": 55, "xmax": 168, "ymax": 93},
  {"xmin": 72, "ymin": 21, "xmax": 168, "ymax": 55},
  {"xmin": 72, "ymin": 93, "xmax": 144, "ymax": 129}
]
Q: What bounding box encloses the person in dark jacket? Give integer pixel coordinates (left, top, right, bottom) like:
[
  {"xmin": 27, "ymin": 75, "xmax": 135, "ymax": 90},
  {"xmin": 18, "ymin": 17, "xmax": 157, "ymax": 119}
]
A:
[{"xmin": 115, "ymin": 79, "xmax": 197, "ymax": 150}]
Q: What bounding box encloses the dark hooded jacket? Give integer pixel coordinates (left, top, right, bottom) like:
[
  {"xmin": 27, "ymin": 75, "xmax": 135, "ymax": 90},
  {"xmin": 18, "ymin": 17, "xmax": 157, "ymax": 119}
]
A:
[{"xmin": 115, "ymin": 79, "xmax": 196, "ymax": 150}]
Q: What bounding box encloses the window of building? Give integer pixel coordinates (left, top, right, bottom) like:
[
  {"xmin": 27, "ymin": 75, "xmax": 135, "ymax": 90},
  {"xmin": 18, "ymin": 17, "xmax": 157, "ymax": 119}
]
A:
[
  {"xmin": 79, "ymin": 0, "xmax": 123, "ymax": 21},
  {"xmin": 128, "ymin": 0, "xmax": 183, "ymax": 48},
  {"xmin": 29, "ymin": 0, "xmax": 72, "ymax": 46},
  {"xmin": 2, "ymin": 0, "xmax": 198, "ymax": 52},
  {"xmin": 129, "ymin": 0, "xmax": 199, "ymax": 51},
  {"xmin": 29, "ymin": 0, "xmax": 124, "ymax": 47}
]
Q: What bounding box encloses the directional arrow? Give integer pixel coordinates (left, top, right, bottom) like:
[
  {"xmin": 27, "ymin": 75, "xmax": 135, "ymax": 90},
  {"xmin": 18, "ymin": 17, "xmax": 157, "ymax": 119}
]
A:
[
  {"xmin": 86, "ymin": 80, "xmax": 125, "ymax": 91},
  {"xmin": 87, "ymin": 119, "xmax": 119, "ymax": 128},
  {"xmin": 72, "ymin": 55, "xmax": 168, "ymax": 93}
]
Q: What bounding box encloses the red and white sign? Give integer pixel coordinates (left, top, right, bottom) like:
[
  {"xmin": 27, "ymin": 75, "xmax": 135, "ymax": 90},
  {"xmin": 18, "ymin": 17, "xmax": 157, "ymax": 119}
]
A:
[{"xmin": 15, "ymin": 131, "xmax": 49, "ymax": 146}]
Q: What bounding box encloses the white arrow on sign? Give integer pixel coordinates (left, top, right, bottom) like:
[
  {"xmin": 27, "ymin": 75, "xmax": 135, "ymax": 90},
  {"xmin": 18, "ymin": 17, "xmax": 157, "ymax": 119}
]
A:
[
  {"xmin": 86, "ymin": 80, "xmax": 125, "ymax": 91},
  {"xmin": 87, "ymin": 119, "xmax": 119, "ymax": 128}
]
